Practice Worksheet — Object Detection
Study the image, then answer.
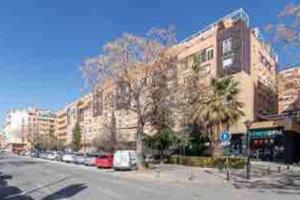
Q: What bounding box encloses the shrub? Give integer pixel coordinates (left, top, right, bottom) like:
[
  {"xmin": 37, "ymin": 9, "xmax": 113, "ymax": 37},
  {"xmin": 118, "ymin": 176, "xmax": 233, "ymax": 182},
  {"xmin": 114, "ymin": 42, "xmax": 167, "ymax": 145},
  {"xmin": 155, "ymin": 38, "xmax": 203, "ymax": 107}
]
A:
[{"xmin": 168, "ymin": 155, "xmax": 245, "ymax": 169}]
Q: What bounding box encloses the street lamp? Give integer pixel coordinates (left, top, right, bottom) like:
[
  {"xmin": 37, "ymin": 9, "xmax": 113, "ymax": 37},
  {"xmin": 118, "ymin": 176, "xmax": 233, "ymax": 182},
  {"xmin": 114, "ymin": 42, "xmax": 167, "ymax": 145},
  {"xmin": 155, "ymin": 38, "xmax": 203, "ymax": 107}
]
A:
[{"xmin": 244, "ymin": 120, "xmax": 253, "ymax": 180}]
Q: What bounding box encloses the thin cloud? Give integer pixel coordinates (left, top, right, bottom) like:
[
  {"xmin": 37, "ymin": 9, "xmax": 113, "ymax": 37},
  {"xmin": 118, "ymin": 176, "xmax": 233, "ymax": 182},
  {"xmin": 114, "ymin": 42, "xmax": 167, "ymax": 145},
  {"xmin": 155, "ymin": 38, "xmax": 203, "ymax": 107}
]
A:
[{"xmin": 277, "ymin": 3, "xmax": 300, "ymax": 18}]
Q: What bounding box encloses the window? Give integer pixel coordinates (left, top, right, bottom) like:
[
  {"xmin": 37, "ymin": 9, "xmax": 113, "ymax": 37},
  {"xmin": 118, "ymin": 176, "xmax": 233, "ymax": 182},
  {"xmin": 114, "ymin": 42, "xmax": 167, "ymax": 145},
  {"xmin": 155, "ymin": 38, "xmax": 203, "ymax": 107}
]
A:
[
  {"xmin": 200, "ymin": 49, "xmax": 207, "ymax": 63},
  {"xmin": 197, "ymin": 47, "xmax": 214, "ymax": 64},
  {"xmin": 93, "ymin": 90, "xmax": 103, "ymax": 116},
  {"xmin": 167, "ymin": 80, "xmax": 174, "ymax": 90},
  {"xmin": 183, "ymin": 75, "xmax": 191, "ymax": 86},
  {"xmin": 178, "ymin": 60, "xmax": 188, "ymax": 71},
  {"xmin": 222, "ymin": 57, "xmax": 233, "ymax": 69},
  {"xmin": 222, "ymin": 38, "xmax": 233, "ymax": 56},
  {"xmin": 199, "ymin": 64, "xmax": 211, "ymax": 77},
  {"xmin": 116, "ymin": 82, "xmax": 131, "ymax": 109},
  {"xmin": 207, "ymin": 48, "xmax": 214, "ymax": 60}
]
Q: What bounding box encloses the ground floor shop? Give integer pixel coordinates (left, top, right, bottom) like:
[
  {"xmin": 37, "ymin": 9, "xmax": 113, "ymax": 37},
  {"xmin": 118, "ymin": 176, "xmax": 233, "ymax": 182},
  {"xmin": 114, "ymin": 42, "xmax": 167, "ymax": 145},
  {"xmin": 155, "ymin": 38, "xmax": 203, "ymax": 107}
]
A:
[
  {"xmin": 230, "ymin": 124, "xmax": 300, "ymax": 164},
  {"xmin": 248, "ymin": 128, "xmax": 300, "ymax": 163}
]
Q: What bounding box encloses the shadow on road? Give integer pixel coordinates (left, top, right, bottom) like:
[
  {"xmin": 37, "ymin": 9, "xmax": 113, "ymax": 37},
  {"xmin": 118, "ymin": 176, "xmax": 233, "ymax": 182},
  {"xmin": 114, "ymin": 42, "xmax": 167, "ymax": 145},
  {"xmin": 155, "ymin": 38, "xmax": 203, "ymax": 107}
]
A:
[
  {"xmin": 42, "ymin": 183, "xmax": 87, "ymax": 200},
  {"xmin": 232, "ymin": 171, "xmax": 300, "ymax": 195},
  {"xmin": 0, "ymin": 172, "xmax": 33, "ymax": 200}
]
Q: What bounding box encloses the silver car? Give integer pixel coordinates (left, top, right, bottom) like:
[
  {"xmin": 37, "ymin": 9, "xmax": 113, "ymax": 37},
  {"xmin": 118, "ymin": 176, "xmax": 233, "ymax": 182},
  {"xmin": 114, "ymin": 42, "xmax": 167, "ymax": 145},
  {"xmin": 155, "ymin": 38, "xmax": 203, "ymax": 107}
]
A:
[
  {"xmin": 47, "ymin": 151, "xmax": 59, "ymax": 160},
  {"xmin": 83, "ymin": 153, "xmax": 98, "ymax": 166},
  {"xmin": 74, "ymin": 153, "xmax": 86, "ymax": 164},
  {"xmin": 62, "ymin": 153, "xmax": 76, "ymax": 163}
]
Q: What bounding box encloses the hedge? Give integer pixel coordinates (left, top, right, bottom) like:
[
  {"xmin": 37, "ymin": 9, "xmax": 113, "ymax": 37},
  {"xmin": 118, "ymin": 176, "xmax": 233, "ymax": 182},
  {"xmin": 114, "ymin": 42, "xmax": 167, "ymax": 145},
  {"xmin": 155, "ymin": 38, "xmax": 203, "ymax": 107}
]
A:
[{"xmin": 168, "ymin": 155, "xmax": 246, "ymax": 169}]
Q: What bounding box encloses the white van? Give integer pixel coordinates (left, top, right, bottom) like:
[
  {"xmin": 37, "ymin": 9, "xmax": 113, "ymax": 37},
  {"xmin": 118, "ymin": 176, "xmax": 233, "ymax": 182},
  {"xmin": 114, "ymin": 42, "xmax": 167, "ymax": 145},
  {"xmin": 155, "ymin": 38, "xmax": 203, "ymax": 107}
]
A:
[{"xmin": 113, "ymin": 150, "xmax": 137, "ymax": 170}]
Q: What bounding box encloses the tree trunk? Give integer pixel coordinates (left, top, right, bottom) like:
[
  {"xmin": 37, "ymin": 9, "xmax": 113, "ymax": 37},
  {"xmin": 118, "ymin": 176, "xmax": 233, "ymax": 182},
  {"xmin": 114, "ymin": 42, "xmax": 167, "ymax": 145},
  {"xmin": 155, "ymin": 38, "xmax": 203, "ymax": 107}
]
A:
[
  {"xmin": 160, "ymin": 148, "xmax": 164, "ymax": 163},
  {"xmin": 136, "ymin": 121, "xmax": 145, "ymax": 170},
  {"xmin": 211, "ymin": 124, "xmax": 222, "ymax": 157}
]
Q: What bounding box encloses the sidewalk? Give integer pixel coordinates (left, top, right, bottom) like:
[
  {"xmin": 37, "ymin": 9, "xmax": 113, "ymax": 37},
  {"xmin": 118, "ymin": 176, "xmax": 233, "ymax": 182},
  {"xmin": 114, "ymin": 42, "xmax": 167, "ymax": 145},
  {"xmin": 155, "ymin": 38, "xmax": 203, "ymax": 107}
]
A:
[
  {"xmin": 119, "ymin": 163, "xmax": 300, "ymax": 186},
  {"xmin": 119, "ymin": 164, "xmax": 228, "ymax": 185}
]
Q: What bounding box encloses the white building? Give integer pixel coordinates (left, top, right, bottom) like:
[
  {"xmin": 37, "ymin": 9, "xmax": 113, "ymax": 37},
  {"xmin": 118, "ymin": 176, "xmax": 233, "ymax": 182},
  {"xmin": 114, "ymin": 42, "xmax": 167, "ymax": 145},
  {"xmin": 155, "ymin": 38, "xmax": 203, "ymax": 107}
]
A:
[
  {"xmin": 2, "ymin": 108, "xmax": 56, "ymax": 152},
  {"xmin": 3, "ymin": 109, "xmax": 29, "ymax": 151}
]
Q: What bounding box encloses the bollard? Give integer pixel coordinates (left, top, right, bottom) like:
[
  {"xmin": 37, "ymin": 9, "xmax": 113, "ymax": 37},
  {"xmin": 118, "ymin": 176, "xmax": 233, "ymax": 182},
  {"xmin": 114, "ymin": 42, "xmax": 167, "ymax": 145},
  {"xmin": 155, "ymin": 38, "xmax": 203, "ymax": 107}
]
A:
[
  {"xmin": 267, "ymin": 166, "xmax": 271, "ymax": 175},
  {"xmin": 287, "ymin": 165, "xmax": 290, "ymax": 171},
  {"xmin": 226, "ymin": 169, "xmax": 230, "ymax": 181},
  {"xmin": 155, "ymin": 166, "xmax": 160, "ymax": 178},
  {"xmin": 277, "ymin": 166, "xmax": 281, "ymax": 173},
  {"xmin": 188, "ymin": 168, "xmax": 194, "ymax": 181}
]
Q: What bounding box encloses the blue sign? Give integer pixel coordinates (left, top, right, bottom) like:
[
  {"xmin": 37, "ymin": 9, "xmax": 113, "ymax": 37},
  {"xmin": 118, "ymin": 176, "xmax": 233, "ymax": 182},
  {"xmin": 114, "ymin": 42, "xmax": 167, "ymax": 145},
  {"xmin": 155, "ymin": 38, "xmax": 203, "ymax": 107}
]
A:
[{"xmin": 220, "ymin": 131, "xmax": 232, "ymax": 142}]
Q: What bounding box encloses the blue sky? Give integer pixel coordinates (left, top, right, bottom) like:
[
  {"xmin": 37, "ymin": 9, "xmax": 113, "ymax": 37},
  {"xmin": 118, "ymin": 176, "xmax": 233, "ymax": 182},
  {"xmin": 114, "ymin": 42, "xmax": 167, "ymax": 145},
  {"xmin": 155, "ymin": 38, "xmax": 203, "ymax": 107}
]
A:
[{"xmin": 0, "ymin": 0, "xmax": 299, "ymax": 125}]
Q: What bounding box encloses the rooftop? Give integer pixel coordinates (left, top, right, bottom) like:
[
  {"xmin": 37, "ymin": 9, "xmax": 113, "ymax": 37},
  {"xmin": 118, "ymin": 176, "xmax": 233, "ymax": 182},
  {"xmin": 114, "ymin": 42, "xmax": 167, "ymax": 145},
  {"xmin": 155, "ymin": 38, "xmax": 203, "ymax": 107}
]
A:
[{"xmin": 182, "ymin": 8, "xmax": 249, "ymax": 43}]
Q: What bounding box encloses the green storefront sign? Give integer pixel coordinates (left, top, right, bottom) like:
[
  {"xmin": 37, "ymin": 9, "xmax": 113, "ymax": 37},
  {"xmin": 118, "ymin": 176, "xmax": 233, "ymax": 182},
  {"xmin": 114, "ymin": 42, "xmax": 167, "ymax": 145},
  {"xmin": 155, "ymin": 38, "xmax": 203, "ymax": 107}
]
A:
[{"xmin": 249, "ymin": 128, "xmax": 283, "ymax": 139}]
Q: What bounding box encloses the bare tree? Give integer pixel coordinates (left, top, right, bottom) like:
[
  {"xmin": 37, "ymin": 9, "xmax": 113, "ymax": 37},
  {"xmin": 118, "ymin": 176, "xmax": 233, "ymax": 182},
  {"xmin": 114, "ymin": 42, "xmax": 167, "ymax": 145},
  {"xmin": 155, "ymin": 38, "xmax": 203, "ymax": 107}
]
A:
[
  {"xmin": 93, "ymin": 110, "xmax": 117, "ymax": 153},
  {"xmin": 81, "ymin": 26, "xmax": 177, "ymax": 169}
]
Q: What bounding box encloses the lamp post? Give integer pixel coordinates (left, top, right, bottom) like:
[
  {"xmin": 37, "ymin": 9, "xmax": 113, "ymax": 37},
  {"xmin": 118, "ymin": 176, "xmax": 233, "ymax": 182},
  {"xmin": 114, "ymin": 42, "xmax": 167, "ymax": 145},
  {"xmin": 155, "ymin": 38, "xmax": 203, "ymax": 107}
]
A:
[{"xmin": 244, "ymin": 120, "xmax": 253, "ymax": 180}]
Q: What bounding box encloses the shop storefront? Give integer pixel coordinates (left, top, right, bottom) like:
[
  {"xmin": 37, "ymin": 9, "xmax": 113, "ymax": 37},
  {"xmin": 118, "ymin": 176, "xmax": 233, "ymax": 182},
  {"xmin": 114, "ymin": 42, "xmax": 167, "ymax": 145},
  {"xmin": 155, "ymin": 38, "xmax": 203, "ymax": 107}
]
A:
[
  {"xmin": 249, "ymin": 128, "xmax": 285, "ymax": 162},
  {"xmin": 229, "ymin": 118, "xmax": 300, "ymax": 164},
  {"xmin": 248, "ymin": 118, "xmax": 300, "ymax": 164}
]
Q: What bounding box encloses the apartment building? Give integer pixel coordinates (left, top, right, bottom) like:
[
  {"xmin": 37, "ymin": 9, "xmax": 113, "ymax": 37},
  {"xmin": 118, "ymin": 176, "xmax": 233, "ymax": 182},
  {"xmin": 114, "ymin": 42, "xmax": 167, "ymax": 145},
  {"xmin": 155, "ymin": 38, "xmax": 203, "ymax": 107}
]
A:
[
  {"xmin": 55, "ymin": 109, "xmax": 68, "ymax": 144},
  {"xmin": 51, "ymin": 9, "xmax": 285, "ymax": 156},
  {"xmin": 27, "ymin": 108, "xmax": 56, "ymax": 141},
  {"xmin": 77, "ymin": 94, "xmax": 93, "ymax": 151},
  {"xmin": 170, "ymin": 9, "xmax": 277, "ymax": 136},
  {"xmin": 2, "ymin": 108, "xmax": 56, "ymax": 152},
  {"xmin": 55, "ymin": 80, "xmax": 138, "ymax": 152},
  {"xmin": 3, "ymin": 109, "xmax": 29, "ymax": 152},
  {"xmin": 90, "ymin": 80, "xmax": 136, "ymax": 151},
  {"xmin": 278, "ymin": 65, "xmax": 300, "ymax": 113},
  {"xmin": 72, "ymin": 9, "xmax": 278, "ymax": 152},
  {"xmin": 55, "ymin": 94, "xmax": 93, "ymax": 148}
]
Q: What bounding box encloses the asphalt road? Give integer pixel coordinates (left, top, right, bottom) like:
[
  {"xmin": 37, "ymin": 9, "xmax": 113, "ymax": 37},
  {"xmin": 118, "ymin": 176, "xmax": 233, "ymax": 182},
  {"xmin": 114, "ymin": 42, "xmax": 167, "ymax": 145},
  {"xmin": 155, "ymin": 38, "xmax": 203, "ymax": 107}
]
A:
[{"xmin": 0, "ymin": 153, "xmax": 299, "ymax": 200}]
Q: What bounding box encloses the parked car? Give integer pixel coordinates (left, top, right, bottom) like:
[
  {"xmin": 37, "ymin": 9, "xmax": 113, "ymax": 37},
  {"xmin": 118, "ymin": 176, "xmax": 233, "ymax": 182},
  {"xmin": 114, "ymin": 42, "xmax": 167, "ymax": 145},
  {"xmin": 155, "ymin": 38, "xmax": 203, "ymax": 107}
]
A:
[
  {"xmin": 55, "ymin": 151, "xmax": 64, "ymax": 161},
  {"xmin": 47, "ymin": 151, "xmax": 59, "ymax": 160},
  {"xmin": 95, "ymin": 153, "xmax": 113, "ymax": 168},
  {"xmin": 74, "ymin": 153, "xmax": 86, "ymax": 165},
  {"xmin": 113, "ymin": 150, "xmax": 137, "ymax": 170},
  {"xmin": 30, "ymin": 151, "xmax": 39, "ymax": 158},
  {"xmin": 83, "ymin": 153, "xmax": 99, "ymax": 166},
  {"xmin": 62, "ymin": 153, "xmax": 76, "ymax": 163},
  {"xmin": 39, "ymin": 151, "xmax": 49, "ymax": 159},
  {"xmin": 18, "ymin": 151, "xmax": 26, "ymax": 156}
]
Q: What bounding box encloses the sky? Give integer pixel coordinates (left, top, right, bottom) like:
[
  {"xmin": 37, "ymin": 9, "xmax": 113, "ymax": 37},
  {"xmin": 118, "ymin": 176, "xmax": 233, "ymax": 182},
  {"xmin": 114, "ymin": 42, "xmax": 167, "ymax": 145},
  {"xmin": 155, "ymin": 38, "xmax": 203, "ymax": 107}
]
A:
[{"xmin": 0, "ymin": 0, "xmax": 299, "ymax": 126}]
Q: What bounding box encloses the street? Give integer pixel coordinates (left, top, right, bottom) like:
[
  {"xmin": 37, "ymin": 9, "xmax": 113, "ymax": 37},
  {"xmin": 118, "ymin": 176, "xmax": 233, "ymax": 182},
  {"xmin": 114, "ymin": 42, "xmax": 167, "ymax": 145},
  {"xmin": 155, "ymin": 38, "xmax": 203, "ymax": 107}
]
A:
[{"xmin": 0, "ymin": 153, "xmax": 299, "ymax": 200}]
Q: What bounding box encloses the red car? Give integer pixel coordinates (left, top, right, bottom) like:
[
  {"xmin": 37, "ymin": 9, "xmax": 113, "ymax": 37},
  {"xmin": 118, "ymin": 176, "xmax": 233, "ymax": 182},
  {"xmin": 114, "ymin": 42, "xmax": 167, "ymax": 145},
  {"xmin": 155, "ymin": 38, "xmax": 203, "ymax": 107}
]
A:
[{"xmin": 95, "ymin": 153, "xmax": 114, "ymax": 168}]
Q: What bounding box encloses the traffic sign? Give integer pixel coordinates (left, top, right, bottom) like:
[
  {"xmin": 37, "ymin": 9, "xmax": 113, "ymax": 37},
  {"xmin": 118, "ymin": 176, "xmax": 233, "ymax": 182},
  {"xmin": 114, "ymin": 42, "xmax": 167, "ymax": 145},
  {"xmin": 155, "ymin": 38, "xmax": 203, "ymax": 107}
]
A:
[
  {"xmin": 221, "ymin": 141, "xmax": 230, "ymax": 146},
  {"xmin": 220, "ymin": 131, "xmax": 232, "ymax": 142}
]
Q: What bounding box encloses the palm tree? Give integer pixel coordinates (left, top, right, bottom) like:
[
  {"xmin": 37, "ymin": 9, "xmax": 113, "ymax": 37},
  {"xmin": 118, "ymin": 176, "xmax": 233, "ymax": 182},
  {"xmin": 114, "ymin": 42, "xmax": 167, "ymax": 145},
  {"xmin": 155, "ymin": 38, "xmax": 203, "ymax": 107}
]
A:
[{"xmin": 193, "ymin": 76, "xmax": 244, "ymax": 156}]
